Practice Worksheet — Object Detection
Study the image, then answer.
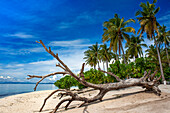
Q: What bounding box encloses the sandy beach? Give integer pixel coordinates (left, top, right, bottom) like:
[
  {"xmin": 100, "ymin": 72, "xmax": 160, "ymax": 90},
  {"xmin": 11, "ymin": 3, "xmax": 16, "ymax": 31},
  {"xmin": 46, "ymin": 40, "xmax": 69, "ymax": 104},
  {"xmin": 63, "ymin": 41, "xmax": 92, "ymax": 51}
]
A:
[{"xmin": 0, "ymin": 85, "xmax": 170, "ymax": 113}]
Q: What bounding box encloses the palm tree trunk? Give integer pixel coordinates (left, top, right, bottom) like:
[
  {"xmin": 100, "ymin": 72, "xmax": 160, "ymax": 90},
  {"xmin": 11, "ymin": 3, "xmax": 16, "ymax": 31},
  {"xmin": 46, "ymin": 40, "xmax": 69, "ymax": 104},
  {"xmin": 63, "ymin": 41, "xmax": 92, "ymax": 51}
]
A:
[
  {"xmin": 120, "ymin": 42, "xmax": 126, "ymax": 64},
  {"xmin": 135, "ymin": 55, "xmax": 138, "ymax": 62},
  {"xmin": 103, "ymin": 62, "xmax": 105, "ymax": 71},
  {"xmin": 153, "ymin": 36, "xmax": 166, "ymax": 85},
  {"xmin": 116, "ymin": 52, "xmax": 119, "ymax": 61},
  {"xmin": 103, "ymin": 61, "xmax": 106, "ymax": 83},
  {"xmin": 106, "ymin": 59, "xmax": 108, "ymax": 71},
  {"xmin": 98, "ymin": 62, "xmax": 100, "ymax": 69},
  {"xmin": 115, "ymin": 49, "xmax": 118, "ymax": 61},
  {"xmin": 165, "ymin": 44, "xmax": 170, "ymax": 67}
]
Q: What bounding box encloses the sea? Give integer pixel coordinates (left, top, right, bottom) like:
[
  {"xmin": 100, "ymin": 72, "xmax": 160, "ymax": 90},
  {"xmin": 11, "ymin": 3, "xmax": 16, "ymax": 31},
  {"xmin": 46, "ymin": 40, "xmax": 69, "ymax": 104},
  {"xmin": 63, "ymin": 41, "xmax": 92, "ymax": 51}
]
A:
[{"xmin": 0, "ymin": 84, "xmax": 57, "ymax": 98}]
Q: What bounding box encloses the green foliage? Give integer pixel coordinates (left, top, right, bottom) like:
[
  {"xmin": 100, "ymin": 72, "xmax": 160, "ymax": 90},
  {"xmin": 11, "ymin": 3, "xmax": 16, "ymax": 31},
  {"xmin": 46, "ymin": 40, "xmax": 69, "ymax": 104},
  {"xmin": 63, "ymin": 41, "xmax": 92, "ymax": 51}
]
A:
[
  {"xmin": 54, "ymin": 57, "xmax": 170, "ymax": 90},
  {"xmin": 83, "ymin": 69, "xmax": 106, "ymax": 84},
  {"xmin": 125, "ymin": 35, "xmax": 147, "ymax": 59},
  {"xmin": 109, "ymin": 61, "xmax": 129, "ymax": 79},
  {"xmin": 54, "ymin": 69, "xmax": 107, "ymax": 89},
  {"xmin": 54, "ymin": 75, "xmax": 77, "ymax": 89},
  {"xmin": 164, "ymin": 67, "xmax": 170, "ymax": 81},
  {"xmin": 108, "ymin": 57, "xmax": 164, "ymax": 79},
  {"xmin": 108, "ymin": 57, "xmax": 169, "ymax": 80}
]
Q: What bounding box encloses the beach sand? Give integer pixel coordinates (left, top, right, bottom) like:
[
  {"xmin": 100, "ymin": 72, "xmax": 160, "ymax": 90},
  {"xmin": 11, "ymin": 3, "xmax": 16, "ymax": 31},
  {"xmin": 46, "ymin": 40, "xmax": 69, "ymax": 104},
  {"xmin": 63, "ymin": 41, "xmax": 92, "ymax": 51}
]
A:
[{"xmin": 0, "ymin": 85, "xmax": 170, "ymax": 113}]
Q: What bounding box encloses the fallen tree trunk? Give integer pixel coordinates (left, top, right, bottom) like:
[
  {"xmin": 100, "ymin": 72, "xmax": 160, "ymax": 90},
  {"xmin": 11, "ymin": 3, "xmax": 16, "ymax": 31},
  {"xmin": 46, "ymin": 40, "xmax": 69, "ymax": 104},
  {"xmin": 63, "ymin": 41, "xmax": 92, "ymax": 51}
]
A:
[{"xmin": 27, "ymin": 40, "xmax": 161, "ymax": 113}]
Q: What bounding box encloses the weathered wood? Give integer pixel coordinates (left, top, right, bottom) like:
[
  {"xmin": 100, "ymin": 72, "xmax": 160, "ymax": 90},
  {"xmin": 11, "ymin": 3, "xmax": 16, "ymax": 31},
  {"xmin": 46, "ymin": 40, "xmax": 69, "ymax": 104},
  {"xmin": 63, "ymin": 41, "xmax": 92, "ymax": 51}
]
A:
[{"xmin": 28, "ymin": 40, "xmax": 161, "ymax": 113}]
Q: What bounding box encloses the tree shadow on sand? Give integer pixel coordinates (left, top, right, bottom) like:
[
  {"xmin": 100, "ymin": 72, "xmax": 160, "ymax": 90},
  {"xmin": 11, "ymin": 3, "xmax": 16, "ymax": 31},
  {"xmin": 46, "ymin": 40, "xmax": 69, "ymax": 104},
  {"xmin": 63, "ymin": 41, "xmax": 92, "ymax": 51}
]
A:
[{"xmin": 34, "ymin": 90, "xmax": 158, "ymax": 113}]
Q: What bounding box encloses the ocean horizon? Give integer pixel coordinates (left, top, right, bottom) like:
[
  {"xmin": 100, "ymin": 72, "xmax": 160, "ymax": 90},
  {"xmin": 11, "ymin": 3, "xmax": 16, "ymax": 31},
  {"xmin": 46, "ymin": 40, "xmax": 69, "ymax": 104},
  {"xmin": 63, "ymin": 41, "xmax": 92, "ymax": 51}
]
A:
[{"xmin": 0, "ymin": 83, "xmax": 57, "ymax": 98}]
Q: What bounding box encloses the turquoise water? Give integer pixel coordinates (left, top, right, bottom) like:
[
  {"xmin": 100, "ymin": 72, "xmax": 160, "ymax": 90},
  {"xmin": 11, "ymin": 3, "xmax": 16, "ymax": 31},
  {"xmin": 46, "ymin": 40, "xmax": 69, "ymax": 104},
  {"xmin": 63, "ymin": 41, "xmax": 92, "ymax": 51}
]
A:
[{"xmin": 0, "ymin": 84, "xmax": 57, "ymax": 98}]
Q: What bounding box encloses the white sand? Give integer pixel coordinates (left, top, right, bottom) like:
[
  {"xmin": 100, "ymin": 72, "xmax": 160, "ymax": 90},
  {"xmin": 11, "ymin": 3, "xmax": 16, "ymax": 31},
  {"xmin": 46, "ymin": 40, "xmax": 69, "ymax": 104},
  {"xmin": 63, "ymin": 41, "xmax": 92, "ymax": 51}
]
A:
[{"xmin": 0, "ymin": 85, "xmax": 170, "ymax": 113}]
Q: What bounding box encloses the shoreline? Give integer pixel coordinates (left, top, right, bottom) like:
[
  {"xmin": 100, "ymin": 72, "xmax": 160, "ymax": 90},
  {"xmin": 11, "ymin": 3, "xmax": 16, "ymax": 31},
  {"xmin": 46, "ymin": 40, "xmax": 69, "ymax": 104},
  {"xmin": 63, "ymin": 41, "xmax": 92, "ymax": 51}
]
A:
[
  {"xmin": 0, "ymin": 85, "xmax": 78, "ymax": 99},
  {"xmin": 0, "ymin": 84, "xmax": 58, "ymax": 99},
  {"xmin": 0, "ymin": 91, "xmax": 31, "ymax": 99},
  {"xmin": 0, "ymin": 85, "xmax": 170, "ymax": 113}
]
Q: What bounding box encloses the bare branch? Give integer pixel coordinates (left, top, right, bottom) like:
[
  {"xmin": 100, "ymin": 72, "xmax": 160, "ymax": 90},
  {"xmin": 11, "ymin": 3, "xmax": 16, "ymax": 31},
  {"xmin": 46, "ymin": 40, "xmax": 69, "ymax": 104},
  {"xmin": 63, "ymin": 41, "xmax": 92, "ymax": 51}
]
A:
[
  {"xmin": 52, "ymin": 98, "xmax": 72, "ymax": 113},
  {"xmin": 140, "ymin": 71, "xmax": 147, "ymax": 80},
  {"xmin": 27, "ymin": 71, "xmax": 69, "ymax": 91},
  {"xmin": 98, "ymin": 68, "xmax": 122, "ymax": 82},
  {"xmin": 78, "ymin": 101, "xmax": 86, "ymax": 108},
  {"xmin": 56, "ymin": 63, "xmax": 66, "ymax": 71},
  {"xmin": 65, "ymin": 100, "xmax": 73, "ymax": 110},
  {"xmin": 157, "ymin": 75, "xmax": 162, "ymax": 81},
  {"xmin": 143, "ymin": 70, "xmax": 151, "ymax": 81},
  {"xmin": 80, "ymin": 63, "xmax": 85, "ymax": 74},
  {"xmin": 80, "ymin": 63, "xmax": 85, "ymax": 81},
  {"xmin": 40, "ymin": 89, "xmax": 72, "ymax": 112},
  {"xmin": 150, "ymin": 70, "xmax": 158, "ymax": 81},
  {"xmin": 36, "ymin": 40, "xmax": 80, "ymax": 81},
  {"xmin": 27, "ymin": 75, "xmax": 42, "ymax": 80}
]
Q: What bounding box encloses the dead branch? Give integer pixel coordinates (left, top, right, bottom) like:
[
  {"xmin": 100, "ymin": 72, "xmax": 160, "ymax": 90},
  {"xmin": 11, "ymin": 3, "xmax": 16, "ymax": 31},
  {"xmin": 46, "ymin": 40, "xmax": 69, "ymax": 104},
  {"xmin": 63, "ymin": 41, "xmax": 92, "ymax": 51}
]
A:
[
  {"xmin": 98, "ymin": 68, "xmax": 122, "ymax": 82},
  {"xmin": 56, "ymin": 63, "xmax": 66, "ymax": 71},
  {"xmin": 39, "ymin": 89, "xmax": 73, "ymax": 112},
  {"xmin": 80, "ymin": 63, "xmax": 85, "ymax": 81},
  {"xmin": 28, "ymin": 40, "xmax": 162, "ymax": 113},
  {"xmin": 27, "ymin": 71, "xmax": 69, "ymax": 91}
]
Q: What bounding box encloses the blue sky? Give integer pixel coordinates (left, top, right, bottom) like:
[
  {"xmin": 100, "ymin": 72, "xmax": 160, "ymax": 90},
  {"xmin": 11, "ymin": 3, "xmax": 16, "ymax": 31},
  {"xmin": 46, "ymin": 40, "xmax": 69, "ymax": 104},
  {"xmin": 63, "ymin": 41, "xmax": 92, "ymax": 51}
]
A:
[{"xmin": 0, "ymin": 0, "xmax": 169, "ymax": 83}]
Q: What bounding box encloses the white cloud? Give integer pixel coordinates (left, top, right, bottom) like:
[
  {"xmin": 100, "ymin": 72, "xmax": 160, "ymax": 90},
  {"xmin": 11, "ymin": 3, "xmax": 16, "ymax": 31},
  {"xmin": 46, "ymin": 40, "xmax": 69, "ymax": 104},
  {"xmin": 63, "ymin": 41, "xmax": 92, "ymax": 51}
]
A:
[
  {"xmin": 19, "ymin": 47, "xmax": 44, "ymax": 54},
  {"xmin": 6, "ymin": 64, "xmax": 14, "ymax": 68},
  {"xmin": 57, "ymin": 10, "xmax": 109, "ymax": 29},
  {"xmin": 48, "ymin": 75, "xmax": 62, "ymax": 81},
  {"xmin": 158, "ymin": 12, "xmax": 170, "ymax": 29},
  {"xmin": 29, "ymin": 59, "xmax": 56, "ymax": 65},
  {"xmin": 0, "ymin": 46, "xmax": 44, "ymax": 55},
  {"xmin": 0, "ymin": 47, "xmax": 91, "ymax": 82},
  {"xmin": 6, "ymin": 32, "xmax": 34, "ymax": 38},
  {"xmin": 0, "ymin": 39, "xmax": 92, "ymax": 56},
  {"xmin": 143, "ymin": 38, "xmax": 154, "ymax": 46},
  {"xmin": 16, "ymin": 64, "xmax": 24, "ymax": 67},
  {"xmin": 48, "ymin": 39, "xmax": 91, "ymax": 47},
  {"xmin": 158, "ymin": 14, "xmax": 170, "ymax": 21},
  {"xmin": 7, "ymin": 76, "xmax": 11, "ymax": 79},
  {"xmin": 0, "ymin": 76, "xmax": 12, "ymax": 79},
  {"xmin": 142, "ymin": 38, "xmax": 154, "ymax": 57}
]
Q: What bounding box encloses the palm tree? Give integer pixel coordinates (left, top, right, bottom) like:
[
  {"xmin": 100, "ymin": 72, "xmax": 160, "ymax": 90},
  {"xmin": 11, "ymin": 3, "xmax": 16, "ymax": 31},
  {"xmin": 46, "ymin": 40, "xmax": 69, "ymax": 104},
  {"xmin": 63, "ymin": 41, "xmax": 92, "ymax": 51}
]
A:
[
  {"xmin": 99, "ymin": 44, "xmax": 114, "ymax": 71},
  {"xmin": 145, "ymin": 45, "xmax": 168, "ymax": 68},
  {"xmin": 157, "ymin": 25, "xmax": 170, "ymax": 66},
  {"xmin": 125, "ymin": 35, "xmax": 147, "ymax": 61},
  {"xmin": 84, "ymin": 50, "xmax": 96, "ymax": 69},
  {"xmin": 84, "ymin": 43, "xmax": 100, "ymax": 69},
  {"xmin": 135, "ymin": 0, "xmax": 166, "ymax": 84},
  {"xmin": 102, "ymin": 14, "xmax": 135, "ymax": 64}
]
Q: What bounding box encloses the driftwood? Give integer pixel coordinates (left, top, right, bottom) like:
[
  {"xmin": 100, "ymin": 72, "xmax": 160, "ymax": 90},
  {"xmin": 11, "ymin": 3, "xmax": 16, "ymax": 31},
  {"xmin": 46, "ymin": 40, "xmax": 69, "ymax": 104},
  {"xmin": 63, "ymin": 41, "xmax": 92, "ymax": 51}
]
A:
[{"xmin": 27, "ymin": 40, "xmax": 161, "ymax": 113}]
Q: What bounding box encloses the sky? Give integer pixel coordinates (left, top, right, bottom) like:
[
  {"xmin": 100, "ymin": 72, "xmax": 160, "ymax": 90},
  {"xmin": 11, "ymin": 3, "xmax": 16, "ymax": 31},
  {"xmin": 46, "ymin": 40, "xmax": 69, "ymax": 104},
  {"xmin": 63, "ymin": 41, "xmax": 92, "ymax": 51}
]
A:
[{"xmin": 0, "ymin": 0, "xmax": 169, "ymax": 83}]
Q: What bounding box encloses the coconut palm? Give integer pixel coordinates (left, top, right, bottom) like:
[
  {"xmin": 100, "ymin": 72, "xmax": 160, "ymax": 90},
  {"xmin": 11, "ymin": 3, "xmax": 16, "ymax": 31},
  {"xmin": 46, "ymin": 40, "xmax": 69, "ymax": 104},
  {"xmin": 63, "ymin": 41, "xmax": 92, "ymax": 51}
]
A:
[
  {"xmin": 145, "ymin": 45, "xmax": 168, "ymax": 68},
  {"xmin": 84, "ymin": 43, "xmax": 100, "ymax": 69},
  {"xmin": 102, "ymin": 14, "xmax": 135, "ymax": 64},
  {"xmin": 84, "ymin": 50, "xmax": 96, "ymax": 69},
  {"xmin": 157, "ymin": 25, "xmax": 170, "ymax": 66},
  {"xmin": 135, "ymin": 0, "xmax": 166, "ymax": 84},
  {"xmin": 125, "ymin": 35, "xmax": 147, "ymax": 61},
  {"xmin": 99, "ymin": 44, "xmax": 114, "ymax": 71}
]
